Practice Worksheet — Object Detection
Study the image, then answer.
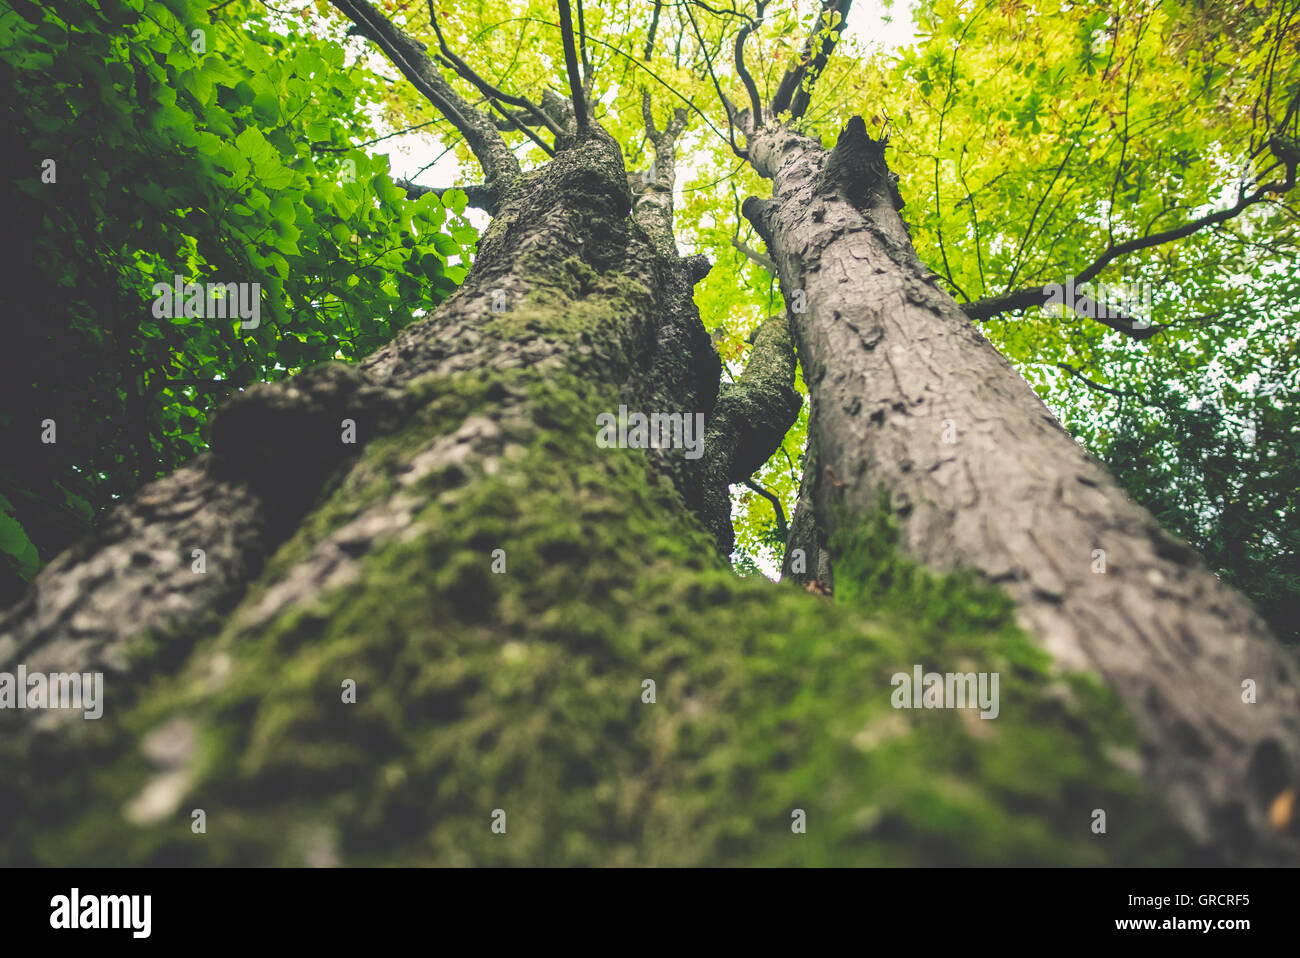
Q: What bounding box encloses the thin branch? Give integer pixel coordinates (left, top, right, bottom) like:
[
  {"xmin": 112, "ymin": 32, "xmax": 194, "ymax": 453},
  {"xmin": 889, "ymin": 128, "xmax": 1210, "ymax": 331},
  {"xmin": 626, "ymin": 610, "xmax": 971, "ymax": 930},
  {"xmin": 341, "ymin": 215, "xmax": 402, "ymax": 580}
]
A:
[
  {"xmin": 576, "ymin": 0, "xmax": 592, "ymax": 82},
  {"xmin": 683, "ymin": 0, "xmax": 747, "ymax": 157},
  {"xmin": 956, "ymin": 157, "xmax": 986, "ymax": 291},
  {"xmin": 731, "ymin": 237, "xmax": 774, "ymax": 272},
  {"xmin": 1049, "ymin": 362, "xmax": 1142, "ymax": 401},
  {"xmin": 734, "ymin": 1, "xmax": 767, "ymax": 132},
  {"xmin": 644, "ymin": 0, "xmax": 662, "ymax": 60},
  {"xmin": 743, "ymin": 479, "xmax": 789, "ymax": 541},
  {"xmin": 770, "ymin": 0, "xmax": 852, "ymax": 120},
  {"xmin": 684, "ymin": 0, "xmax": 760, "ymax": 26},
  {"xmin": 426, "ymin": 2, "xmax": 564, "ymax": 141},
  {"xmin": 556, "ymin": 0, "xmax": 589, "ymax": 133},
  {"xmin": 308, "ymin": 118, "xmax": 440, "ymax": 152},
  {"xmin": 394, "ymin": 178, "xmax": 496, "ymax": 212},
  {"xmin": 546, "ymin": 19, "xmax": 734, "ymax": 148},
  {"xmin": 1105, "ymin": 13, "xmax": 1147, "ymax": 247},
  {"xmin": 473, "ymin": 12, "xmax": 737, "ymax": 151},
  {"xmin": 923, "ymin": 5, "xmax": 1008, "ymax": 302},
  {"xmin": 788, "ymin": 0, "xmax": 852, "ymax": 120},
  {"xmin": 487, "ymin": 99, "xmax": 558, "ymax": 157},
  {"xmin": 329, "ymin": 0, "xmax": 518, "ymax": 191},
  {"xmin": 405, "ymin": 140, "xmax": 458, "ymax": 182},
  {"xmin": 965, "ymin": 166, "xmax": 1298, "ymax": 330},
  {"xmin": 641, "ymin": 89, "xmax": 659, "ymax": 142}
]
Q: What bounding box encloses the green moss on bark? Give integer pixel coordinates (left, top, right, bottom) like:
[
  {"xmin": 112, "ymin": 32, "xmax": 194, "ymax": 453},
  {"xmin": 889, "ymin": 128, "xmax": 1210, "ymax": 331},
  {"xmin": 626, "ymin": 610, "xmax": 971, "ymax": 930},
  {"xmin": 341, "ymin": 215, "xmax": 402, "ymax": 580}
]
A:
[{"xmin": 4, "ymin": 373, "xmax": 1188, "ymax": 866}]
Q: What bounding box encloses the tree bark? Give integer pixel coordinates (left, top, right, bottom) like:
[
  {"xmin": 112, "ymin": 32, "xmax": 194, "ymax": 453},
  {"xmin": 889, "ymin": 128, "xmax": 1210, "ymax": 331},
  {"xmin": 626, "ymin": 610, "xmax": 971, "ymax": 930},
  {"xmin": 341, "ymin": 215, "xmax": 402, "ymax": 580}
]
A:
[
  {"xmin": 744, "ymin": 118, "xmax": 1300, "ymax": 863},
  {"xmin": 4, "ymin": 7, "xmax": 1297, "ymax": 861},
  {"xmin": 0, "ymin": 126, "xmax": 819, "ymax": 865},
  {"xmin": 0, "ymin": 119, "xmax": 1232, "ymax": 866}
]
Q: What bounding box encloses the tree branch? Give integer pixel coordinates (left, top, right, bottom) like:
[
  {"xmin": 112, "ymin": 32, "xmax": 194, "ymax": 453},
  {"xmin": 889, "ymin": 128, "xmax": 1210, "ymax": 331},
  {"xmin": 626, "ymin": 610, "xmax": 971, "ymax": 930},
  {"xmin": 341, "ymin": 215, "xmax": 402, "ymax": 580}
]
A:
[
  {"xmin": 1049, "ymin": 362, "xmax": 1142, "ymax": 400},
  {"xmin": 576, "ymin": 0, "xmax": 592, "ymax": 83},
  {"xmin": 485, "ymin": 99, "xmax": 558, "ymax": 159},
  {"xmin": 329, "ymin": 0, "xmax": 519, "ymax": 196},
  {"xmin": 308, "ymin": 118, "xmax": 440, "ymax": 153},
  {"xmin": 743, "ymin": 479, "xmax": 788, "ymax": 541},
  {"xmin": 770, "ymin": 0, "xmax": 853, "ymax": 120},
  {"xmin": 702, "ymin": 313, "xmax": 802, "ymax": 554},
  {"xmin": 682, "ymin": 0, "xmax": 748, "ymax": 159},
  {"xmin": 733, "ymin": 1, "xmax": 767, "ymax": 133},
  {"xmin": 731, "ymin": 237, "xmax": 775, "ymax": 273},
  {"xmin": 704, "ymin": 314, "xmax": 801, "ymax": 488},
  {"xmin": 632, "ymin": 89, "xmax": 690, "ymax": 251},
  {"xmin": 964, "ymin": 165, "xmax": 1298, "ymax": 333},
  {"xmin": 513, "ymin": 17, "xmax": 735, "ymax": 151},
  {"xmin": 394, "ymin": 178, "xmax": 496, "ymax": 213},
  {"xmin": 644, "ymin": 0, "xmax": 662, "ymax": 60},
  {"xmin": 426, "ymin": 1, "xmax": 564, "ymax": 142},
  {"xmin": 556, "ymin": 0, "xmax": 589, "ymax": 134}
]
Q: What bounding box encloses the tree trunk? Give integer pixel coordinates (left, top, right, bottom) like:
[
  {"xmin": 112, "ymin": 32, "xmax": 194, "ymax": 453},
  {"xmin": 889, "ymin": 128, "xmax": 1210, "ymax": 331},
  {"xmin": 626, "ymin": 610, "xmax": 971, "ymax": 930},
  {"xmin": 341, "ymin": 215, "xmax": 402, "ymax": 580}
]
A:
[
  {"xmin": 744, "ymin": 118, "xmax": 1300, "ymax": 863},
  {"xmin": 1, "ymin": 120, "xmax": 1294, "ymax": 864}
]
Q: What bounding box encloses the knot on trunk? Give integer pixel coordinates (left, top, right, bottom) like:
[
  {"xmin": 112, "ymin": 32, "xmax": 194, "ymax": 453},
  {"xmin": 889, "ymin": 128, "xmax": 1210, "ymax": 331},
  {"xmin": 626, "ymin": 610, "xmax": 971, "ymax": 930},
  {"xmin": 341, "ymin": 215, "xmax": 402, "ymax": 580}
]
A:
[
  {"xmin": 741, "ymin": 196, "xmax": 779, "ymax": 249},
  {"xmin": 208, "ymin": 362, "xmax": 408, "ymax": 501},
  {"xmin": 684, "ymin": 254, "xmax": 712, "ymax": 286},
  {"xmin": 814, "ymin": 115, "xmax": 903, "ymax": 211}
]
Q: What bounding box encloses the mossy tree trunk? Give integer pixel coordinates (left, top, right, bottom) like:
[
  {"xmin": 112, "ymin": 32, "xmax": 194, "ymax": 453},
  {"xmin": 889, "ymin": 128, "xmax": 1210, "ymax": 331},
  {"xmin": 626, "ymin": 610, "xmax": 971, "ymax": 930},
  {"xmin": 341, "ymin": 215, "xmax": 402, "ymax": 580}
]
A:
[
  {"xmin": 741, "ymin": 118, "xmax": 1300, "ymax": 861},
  {"xmin": 2, "ymin": 0, "xmax": 1298, "ymax": 866}
]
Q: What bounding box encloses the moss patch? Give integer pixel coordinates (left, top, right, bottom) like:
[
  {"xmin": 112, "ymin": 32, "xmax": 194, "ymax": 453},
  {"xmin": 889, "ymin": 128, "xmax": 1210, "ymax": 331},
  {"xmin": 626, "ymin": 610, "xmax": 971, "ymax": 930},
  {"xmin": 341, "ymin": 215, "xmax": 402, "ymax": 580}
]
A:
[{"xmin": 4, "ymin": 374, "xmax": 1187, "ymax": 865}]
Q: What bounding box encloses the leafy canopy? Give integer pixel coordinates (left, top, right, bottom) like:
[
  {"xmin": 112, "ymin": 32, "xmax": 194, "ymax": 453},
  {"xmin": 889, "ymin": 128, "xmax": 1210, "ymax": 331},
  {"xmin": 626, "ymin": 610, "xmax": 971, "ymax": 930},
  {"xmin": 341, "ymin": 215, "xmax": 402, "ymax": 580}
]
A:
[
  {"xmin": 0, "ymin": 0, "xmax": 478, "ymax": 599},
  {"xmin": 346, "ymin": 0, "xmax": 1298, "ymax": 623},
  {"xmin": 2, "ymin": 0, "xmax": 1297, "ymax": 633}
]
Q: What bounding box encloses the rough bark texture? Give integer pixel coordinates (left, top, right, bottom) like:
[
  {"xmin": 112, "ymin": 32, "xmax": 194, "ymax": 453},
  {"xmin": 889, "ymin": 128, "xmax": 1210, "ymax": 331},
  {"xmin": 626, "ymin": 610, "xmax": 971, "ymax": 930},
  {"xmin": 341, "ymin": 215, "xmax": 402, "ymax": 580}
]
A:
[
  {"xmin": 3, "ymin": 0, "xmax": 1290, "ymax": 863},
  {"xmin": 745, "ymin": 118, "xmax": 1300, "ymax": 864},
  {"xmin": 701, "ymin": 314, "xmax": 802, "ymax": 554},
  {"xmin": 0, "ymin": 122, "xmax": 1202, "ymax": 866},
  {"xmin": 0, "ymin": 460, "xmax": 269, "ymax": 710}
]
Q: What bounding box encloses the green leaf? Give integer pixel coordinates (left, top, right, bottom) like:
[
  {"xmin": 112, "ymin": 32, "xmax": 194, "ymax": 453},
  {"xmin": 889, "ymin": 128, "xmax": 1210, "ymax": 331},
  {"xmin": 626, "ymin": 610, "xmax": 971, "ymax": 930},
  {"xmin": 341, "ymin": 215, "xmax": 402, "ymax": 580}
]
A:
[
  {"xmin": 441, "ymin": 188, "xmax": 468, "ymax": 214},
  {"xmin": 252, "ymin": 90, "xmax": 280, "ymax": 125},
  {"xmin": 420, "ymin": 252, "xmax": 444, "ymax": 278},
  {"xmin": 235, "ymin": 125, "xmax": 274, "ymax": 161}
]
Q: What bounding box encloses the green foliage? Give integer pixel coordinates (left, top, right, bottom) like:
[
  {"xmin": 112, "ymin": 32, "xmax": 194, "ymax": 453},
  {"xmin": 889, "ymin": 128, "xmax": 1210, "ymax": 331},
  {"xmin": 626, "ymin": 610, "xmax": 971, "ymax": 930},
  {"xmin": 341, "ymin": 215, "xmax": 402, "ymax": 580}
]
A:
[
  {"xmin": 870, "ymin": 0, "xmax": 1300, "ymax": 626},
  {"xmin": 1098, "ymin": 383, "xmax": 1300, "ymax": 643},
  {"xmin": 0, "ymin": 0, "xmax": 476, "ymax": 601},
  {"xmin": 3, "ymin": 0, "xmax": 1294, "ymax": 607},
  {"xmin": 0, "ymin": 493, "xmax": 40, "ymax": 580},
  {"xmin": 376, "ymin": 1, "xmax": 1298, "ymax": 582}
]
